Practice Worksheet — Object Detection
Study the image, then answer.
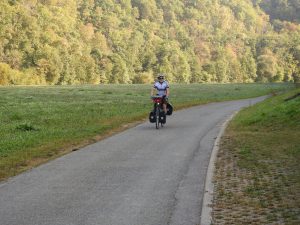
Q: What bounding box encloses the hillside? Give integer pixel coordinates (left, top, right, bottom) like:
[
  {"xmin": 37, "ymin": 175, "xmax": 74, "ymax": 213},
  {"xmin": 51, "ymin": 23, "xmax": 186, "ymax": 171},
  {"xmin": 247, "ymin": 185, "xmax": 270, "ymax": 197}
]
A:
[{"xmin": 0, "ymin": 0, "xmax": 300, "ymax": 85}]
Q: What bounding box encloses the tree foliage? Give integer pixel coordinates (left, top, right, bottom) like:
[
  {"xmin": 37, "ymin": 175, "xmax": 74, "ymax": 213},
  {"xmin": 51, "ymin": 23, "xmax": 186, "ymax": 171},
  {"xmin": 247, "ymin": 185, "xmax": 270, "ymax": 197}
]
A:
[
  {"xmin": 254, "ymin": 0, "xmax": 300, "ymax": 23},
  {"xmin": 0, "ymin": 0, "xmax": 299, "ymax": 85}
]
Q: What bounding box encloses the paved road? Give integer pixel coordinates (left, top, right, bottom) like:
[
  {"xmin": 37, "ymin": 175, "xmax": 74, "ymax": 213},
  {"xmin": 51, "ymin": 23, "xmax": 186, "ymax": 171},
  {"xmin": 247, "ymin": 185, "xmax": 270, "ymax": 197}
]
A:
[{"xmin": 0, "ymin": 96, "xmax": 266, "ymax": 225}]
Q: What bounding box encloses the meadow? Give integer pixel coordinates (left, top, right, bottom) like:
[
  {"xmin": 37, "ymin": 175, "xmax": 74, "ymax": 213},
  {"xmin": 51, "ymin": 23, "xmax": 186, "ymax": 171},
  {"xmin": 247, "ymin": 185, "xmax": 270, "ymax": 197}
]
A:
[{"xmin": 0, "ymin": 83, "xmax": 295, "ymax": 180}]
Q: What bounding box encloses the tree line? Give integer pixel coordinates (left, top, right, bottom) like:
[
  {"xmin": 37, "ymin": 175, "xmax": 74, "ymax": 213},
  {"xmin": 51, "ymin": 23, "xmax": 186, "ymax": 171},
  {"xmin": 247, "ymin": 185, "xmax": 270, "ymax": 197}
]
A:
[{"xmin": 0, "ymin": 0, "xmax": 299, "ymax": 85}]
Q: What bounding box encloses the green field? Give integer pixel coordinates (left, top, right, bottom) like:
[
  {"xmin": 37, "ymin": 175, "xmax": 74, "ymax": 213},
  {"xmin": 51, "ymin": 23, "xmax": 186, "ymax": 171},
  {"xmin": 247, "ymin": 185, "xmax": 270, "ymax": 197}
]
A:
[
  {"xmin": 212, "ymin": 88, "xmax": 300, "ymax": 224},
  {"xmin": 0, "ymin": 83, "xmax": 295, "ymax": 180}
]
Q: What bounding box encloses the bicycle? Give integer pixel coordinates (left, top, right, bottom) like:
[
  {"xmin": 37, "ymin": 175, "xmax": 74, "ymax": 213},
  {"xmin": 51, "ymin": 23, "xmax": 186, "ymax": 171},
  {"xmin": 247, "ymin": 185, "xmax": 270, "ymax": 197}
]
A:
[{"xmin": 150, "ymin": 96, "xmax": 166, "ymax": 129}]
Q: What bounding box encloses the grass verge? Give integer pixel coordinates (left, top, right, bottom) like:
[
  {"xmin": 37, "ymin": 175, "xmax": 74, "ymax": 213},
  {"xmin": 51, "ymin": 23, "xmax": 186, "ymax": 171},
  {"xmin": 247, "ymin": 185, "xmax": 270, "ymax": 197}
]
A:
[
  {"xmin": 212, "ymin": 88, "xmax": 300, "ymax": 225},
  {"xmin": 0, "ymin": 83, "xmax": 294, "ymax": 181}
]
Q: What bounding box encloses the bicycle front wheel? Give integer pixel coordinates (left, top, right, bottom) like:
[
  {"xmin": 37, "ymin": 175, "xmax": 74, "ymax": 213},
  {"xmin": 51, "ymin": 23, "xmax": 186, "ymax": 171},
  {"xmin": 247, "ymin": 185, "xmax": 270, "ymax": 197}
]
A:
[{"xmin": 155, "ymin": 107, "xmax": 160, "ymax": 129}]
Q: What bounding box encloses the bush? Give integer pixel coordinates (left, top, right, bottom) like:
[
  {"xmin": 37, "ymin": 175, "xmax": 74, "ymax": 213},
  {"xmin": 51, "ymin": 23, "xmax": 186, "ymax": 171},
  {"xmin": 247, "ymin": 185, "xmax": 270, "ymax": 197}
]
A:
[
  {"xmin": 16, "ymin": 123, "xmax": 39, "ymax": 132},
  {"xmin": 0, "ymin": 63, "xmax": 12, "ymax": 85}
]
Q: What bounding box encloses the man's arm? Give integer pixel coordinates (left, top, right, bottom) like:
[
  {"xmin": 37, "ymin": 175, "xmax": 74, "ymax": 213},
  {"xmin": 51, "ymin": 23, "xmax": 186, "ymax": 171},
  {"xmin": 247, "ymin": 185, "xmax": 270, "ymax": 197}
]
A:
[
  {"xmin": 166, "ymin": 87, "xmax": 169, "ymax": 97},
  {"xmin": 151, "ymin": 87, "xmax": 156, "ymax": 96}
]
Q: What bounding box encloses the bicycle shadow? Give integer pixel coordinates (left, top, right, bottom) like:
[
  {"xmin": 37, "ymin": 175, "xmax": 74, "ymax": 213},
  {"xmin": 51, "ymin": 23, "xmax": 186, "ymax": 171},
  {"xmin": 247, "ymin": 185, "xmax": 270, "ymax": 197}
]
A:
[{"xmin": 136, "ymin": 121, "xmax": 186, "ymax": 131}]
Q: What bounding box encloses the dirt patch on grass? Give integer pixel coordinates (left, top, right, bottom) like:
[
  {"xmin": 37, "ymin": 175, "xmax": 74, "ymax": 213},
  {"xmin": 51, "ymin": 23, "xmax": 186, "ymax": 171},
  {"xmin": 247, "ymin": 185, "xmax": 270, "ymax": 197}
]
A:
[{"xmin": 212, "ymin": 129, "xmax": 300, "ymax": 225}]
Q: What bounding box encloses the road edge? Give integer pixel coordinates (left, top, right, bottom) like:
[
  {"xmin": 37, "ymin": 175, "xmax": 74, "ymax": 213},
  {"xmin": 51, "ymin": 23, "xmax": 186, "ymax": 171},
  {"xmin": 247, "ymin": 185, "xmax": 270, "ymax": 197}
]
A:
[{"xmin": 200, "ymin": 111, "xmax": 238, "ymax": 225}]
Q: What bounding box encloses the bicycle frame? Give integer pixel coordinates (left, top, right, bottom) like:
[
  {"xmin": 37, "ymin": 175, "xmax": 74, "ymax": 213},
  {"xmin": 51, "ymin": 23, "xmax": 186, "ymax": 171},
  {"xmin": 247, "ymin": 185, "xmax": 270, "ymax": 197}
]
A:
[{"xmin": 151, "ymin": 96, "xmax": 165, "ymax": 129}]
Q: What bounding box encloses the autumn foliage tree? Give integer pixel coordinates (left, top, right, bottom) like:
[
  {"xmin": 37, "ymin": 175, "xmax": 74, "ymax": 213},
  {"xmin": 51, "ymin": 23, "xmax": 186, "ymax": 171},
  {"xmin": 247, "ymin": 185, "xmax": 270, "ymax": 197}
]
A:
[{"xmin": 0, "ymin": 0, "xmax": 299, "ymax": 85}]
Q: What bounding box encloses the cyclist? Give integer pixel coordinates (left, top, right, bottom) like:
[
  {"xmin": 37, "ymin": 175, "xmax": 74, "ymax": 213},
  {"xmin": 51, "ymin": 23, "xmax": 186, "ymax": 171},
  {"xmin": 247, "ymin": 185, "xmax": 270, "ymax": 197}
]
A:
[{"xmin": 151, "ymin": 74, "xmax": 169, "ymax": 115}]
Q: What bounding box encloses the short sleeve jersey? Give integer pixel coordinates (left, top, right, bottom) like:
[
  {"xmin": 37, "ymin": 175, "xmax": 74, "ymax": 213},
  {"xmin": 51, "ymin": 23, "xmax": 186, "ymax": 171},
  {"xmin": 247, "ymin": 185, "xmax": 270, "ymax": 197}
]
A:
[{"xmin": 153, "ymin": 81, "xmax": 169, "ymax": 97}]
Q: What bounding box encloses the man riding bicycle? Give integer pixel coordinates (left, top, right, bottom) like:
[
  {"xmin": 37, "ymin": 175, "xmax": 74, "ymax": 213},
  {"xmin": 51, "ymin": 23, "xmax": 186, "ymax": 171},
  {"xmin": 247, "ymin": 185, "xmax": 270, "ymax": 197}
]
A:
[{"xmin": 151, "ymin": 74, "xmax": 170, "ymax": 115}]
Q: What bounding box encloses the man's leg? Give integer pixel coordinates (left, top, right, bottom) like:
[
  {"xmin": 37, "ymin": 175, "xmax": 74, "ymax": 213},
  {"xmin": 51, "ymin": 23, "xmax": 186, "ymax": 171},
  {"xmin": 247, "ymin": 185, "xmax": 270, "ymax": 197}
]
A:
[
  {"xmin": 163, "ymin": 103, "xmax": 167, "ymax": 114},
  {"xmin": 162, "ymin": 96, "xmax": 168, "ymax": 114}
]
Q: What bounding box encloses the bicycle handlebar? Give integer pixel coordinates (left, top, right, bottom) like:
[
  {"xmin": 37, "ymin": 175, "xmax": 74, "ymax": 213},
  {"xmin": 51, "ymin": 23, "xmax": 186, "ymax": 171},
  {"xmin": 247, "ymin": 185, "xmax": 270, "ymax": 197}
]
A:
[{"xmin": 151, "ymin": 96, "xmax": 163, "ymax": 99}]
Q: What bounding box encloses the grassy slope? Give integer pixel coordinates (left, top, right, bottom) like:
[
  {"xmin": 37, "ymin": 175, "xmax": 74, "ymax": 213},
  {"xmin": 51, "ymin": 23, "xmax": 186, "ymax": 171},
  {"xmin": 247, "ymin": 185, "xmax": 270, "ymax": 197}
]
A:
[
  {"xmin": 0, "ymin": 83, "xmax": 294, "ymax": 180},
  {"xmin": 212, "ymin": 88, "xmax": 300, "ymax": 224}
]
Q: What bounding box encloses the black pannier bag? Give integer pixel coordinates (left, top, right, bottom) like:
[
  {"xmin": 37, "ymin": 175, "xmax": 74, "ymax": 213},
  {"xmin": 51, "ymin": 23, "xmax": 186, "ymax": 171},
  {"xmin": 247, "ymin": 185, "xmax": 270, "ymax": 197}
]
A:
[
  {"xmin": 149, "ymin": 111, "xmax": 156, "ymax": 123},
  {"xmin": 159, "ymin": 111, "xmax": 166, "ymax": 124},
  {"xmin": 166, "ymin": 103, "xmax": 173, "ymax": 116}
]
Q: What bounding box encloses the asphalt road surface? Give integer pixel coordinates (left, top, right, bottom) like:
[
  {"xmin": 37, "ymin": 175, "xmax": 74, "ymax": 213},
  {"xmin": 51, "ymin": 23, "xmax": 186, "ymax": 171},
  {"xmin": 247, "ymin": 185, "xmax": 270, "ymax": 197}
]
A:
[{"xmin": 0, "ymin": 96, "xmax": 266, "ymax": 225}]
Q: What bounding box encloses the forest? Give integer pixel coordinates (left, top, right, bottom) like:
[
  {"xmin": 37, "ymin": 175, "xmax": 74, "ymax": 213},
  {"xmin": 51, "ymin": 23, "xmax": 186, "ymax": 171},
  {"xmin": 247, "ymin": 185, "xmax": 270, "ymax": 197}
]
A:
[{"xmin": 0, "ymin": 0, "xmax": 300, "ymax": 85}]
